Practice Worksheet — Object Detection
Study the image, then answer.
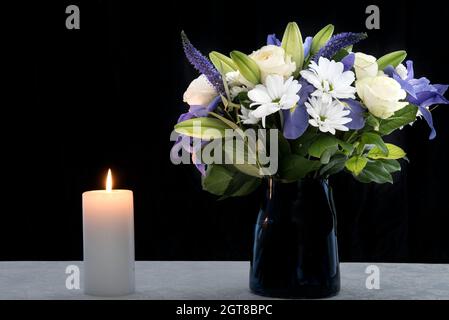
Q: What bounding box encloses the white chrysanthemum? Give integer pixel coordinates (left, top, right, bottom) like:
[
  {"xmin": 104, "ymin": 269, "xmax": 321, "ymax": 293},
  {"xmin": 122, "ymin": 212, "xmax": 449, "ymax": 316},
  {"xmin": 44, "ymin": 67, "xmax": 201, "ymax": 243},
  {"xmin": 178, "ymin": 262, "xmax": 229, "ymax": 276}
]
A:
[
  {"xmin": 239, "ymin": 106, "xmax": 260, "ymax": 125},
  {"xmin": 305, "ymin": 97, "xmax": 352, "ymax": 134},
  {"xmin": 300, "ymin": 57, "xmax": 356, "ymax": 104},
  {"xmin": 247, "ymin": 75, "xmax": 301, "ymax": 127}
]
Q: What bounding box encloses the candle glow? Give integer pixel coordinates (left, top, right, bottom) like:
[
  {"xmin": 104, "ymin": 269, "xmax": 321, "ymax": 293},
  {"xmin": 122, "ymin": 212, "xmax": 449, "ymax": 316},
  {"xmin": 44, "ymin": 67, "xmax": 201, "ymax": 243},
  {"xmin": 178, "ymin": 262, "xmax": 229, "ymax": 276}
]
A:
[{"xmin": 106, "ymin": 169, "xmax": 112, "ymax": 192}]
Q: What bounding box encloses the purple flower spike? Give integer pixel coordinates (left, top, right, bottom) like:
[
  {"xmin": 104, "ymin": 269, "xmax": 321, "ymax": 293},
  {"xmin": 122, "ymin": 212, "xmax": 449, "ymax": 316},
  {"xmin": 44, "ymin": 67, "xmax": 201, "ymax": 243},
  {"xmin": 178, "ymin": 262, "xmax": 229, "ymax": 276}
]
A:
[
  {"xmin": 313, "ymin": 32, "xmax": 367, "ymax": 62},
  {"xmin": 181, "ymin": 31, "xmax": 225, "ymax": 95}
]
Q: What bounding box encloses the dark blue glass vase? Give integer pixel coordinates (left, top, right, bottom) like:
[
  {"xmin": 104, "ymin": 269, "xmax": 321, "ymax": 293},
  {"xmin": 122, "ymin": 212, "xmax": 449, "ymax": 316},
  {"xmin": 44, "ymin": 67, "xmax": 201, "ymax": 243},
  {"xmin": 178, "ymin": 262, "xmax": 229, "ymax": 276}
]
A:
[{"xmin": 250, "ymin": 178, "xmax": 340, "ymax": 298}]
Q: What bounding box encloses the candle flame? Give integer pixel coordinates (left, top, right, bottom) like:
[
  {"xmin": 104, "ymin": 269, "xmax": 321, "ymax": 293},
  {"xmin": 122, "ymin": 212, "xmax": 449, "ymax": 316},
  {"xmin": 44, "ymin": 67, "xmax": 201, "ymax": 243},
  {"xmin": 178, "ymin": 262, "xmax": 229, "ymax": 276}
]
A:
[{"xmin": 106, "ymin": 169, "xmax": 113, "ymax": 192}]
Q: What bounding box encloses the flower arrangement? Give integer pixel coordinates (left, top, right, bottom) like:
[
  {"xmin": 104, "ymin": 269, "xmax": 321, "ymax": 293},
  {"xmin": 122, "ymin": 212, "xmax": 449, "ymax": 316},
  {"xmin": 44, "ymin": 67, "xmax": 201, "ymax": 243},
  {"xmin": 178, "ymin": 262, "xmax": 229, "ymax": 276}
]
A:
[{"xmin": 171, "ymin": 22, "xmax": 448, "ymax": 198}]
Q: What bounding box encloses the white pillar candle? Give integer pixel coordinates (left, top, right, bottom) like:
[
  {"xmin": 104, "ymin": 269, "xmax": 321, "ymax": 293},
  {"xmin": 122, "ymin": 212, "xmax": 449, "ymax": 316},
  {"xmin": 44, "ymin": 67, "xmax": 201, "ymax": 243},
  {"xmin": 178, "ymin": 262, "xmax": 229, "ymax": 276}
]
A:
[{"xmin": 82, "ymin": 169, "xmax": 135, "ymax": 296}]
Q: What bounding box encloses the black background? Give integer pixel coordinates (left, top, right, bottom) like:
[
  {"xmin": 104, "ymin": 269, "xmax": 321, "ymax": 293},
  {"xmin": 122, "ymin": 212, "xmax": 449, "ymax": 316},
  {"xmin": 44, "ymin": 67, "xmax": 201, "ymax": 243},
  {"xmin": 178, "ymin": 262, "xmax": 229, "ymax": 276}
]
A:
[{"xmin": 2, "ymin": 0, "xmax": 448, "ymax": 262}]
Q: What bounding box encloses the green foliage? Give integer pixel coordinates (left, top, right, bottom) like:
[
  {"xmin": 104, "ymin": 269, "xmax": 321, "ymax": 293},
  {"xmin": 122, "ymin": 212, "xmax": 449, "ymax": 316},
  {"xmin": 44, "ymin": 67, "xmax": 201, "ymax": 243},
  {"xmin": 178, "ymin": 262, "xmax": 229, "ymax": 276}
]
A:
[
  {"xmin": 308, "ymin": 135, "xmax": 338, "ymax": 158},
  {"xmin": 367, "ymin": 143, "xmax": 406, "ymax": 160},
  {"xmin": 209, "ymin": 51, "xmax": 237, "ymax": 74},
  {"xmin": 281, "ymin": 22, "xmax": 304, "ymax": 74},
  {"xmin": 354, "ymin": 160, "xmax": 394, "ymax": 184},
  {"xmin": 280, "ymin": 154, "xmax": 321, "ymax": 182},
  {"xmin": 290, "ymin": 130, "xmax": 316, "ymax": 156},
  {"xmin": 308, "ymin": 135, "xmax": 354, "ymax": 158},
  {"xmin": 376, "ymin": 105, "xmax": 418, "ymax": 136},
  {"xmin": 377, "ymin": 50, "xmax": 407, "ymax": 70},
  {"xmin": 175, "ymin": 117, "xmax": 230, "ymax": 139},
  {"xmin": 310, "ymin": 24, "xmax": 334, "ymax": 56},
  {"xmin": 378, "ymin": 159, "xmax": 401, "ymax": 173},
  {"xmin": 333, "ymin": 49, "xmax": 350, "ymax": 62},
  {"xmin": 202, "ymin": 165, "xmax": 261, "ymax": 198},
  {"xmin": 320, "ymin": 154, "xmax": 347, "ymax": 177},
  {"xmin": 230, "ymin": 50, "xmax": 261, "ymax": 84},
  {"xmin": 361, "ymin": 132, "xmax": 388, "ymax": 156},
  {"xmin": 345, "ymin": 156, "xmax": 368, "ymax": 176}
]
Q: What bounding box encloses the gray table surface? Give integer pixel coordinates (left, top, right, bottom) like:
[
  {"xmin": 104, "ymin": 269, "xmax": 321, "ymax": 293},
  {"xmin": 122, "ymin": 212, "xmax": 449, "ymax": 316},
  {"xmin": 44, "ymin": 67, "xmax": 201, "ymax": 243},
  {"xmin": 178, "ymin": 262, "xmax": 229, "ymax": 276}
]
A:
[{"xmin": 0, "ymin": 262, "xmax": 448, "ymax": 300}]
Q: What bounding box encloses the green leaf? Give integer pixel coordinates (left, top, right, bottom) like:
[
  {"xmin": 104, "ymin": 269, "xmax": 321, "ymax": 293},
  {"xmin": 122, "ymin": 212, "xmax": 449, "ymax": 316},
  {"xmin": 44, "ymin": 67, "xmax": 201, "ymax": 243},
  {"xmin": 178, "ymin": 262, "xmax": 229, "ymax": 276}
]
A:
[
  {"xmin": 220, "ymin": 167, "xmax": 261, "ymax": 197},
  {"xmin": 377, "ymin": 105, "xmax": 418, "ymax": 136},
  {"xmin": 319, "ymin": 154, "xmax": 347, "ymax": 176},
  {"xmin": 310, "ymin": 24, "xmax": 334, "ymax": 56},
  {"xmin": 175, "ymin": 117, "xmax": 230, "ymax": 139},
  {"xmin": 209, "ymin": 111, "xmax": 240, "ymax": 131},
  {"xmin": 202, "ymin": 165, "xmax": 234, "ymax": 195},
  {"xmin": 222, "ymin": 137, "xmax": 260, "ymax": 178},
  {"xmin": 361, "ymin": 132, "xmax": 388, "ymax": 156},
  {"xmin": 377, "ymin": 50, "xmax": 407, "ymax": 70},
  {"xmin": 202, "ymin": 165, "xmax": 261, "ymax": 198},
  {"xmin": 320, "ymin": 145, "xmax": 338, "ymax": 164},
  {"xmin": 232, "ymin": 164, "xmax": 261, "ymax": 178},
  {"xmin": 278, "ymin": 134, "xmax": 291, "ymax": 156},
  {"xmin": 355, "ymin": 161, "xmax": 393, "ymax": 184},
  {"xmin": 290, "ymin": 130, "xmax": 316, "ymax": 156},
  {"xmin": 281, "ymin": 22, "xmax": 304, "ymax": 74},
  {"xmin": 226, "ymin": 175, "xmax": 261, "ymax": 197},
  {"xmin": 345, "ymin": 156, "xmax": 368, "ymax": 176},
  {"xmin": 367, "ymin": 143, "xmax": 406, "ymax": 160},
  {"xmin": 308, "ymin": 135, "xmax": 338, "ymax": 158},
  {"xmin": 209, "ymin": 51, "xmax": 237, "ymax": 74},
  {"xmin": 333, "ymin": 49, "xmax": 350, "ymax": 62},
  {"xmin": 338, "ymin": 140, "xmax": 355, "ymax": 154},
  {"xmin": 365, "ymin": 114, "xmax": 380, "ymax": 131},
  {"xmin": 280, "ymin": 154, "xmax": 321, "ymax": 182},
  {"xmin": 230, "ymin": 50, "xmax": 261, "ymax": 84},
  {"xmin": 378, "ymin": 159, "xmax": 401, "ymax": 173}
]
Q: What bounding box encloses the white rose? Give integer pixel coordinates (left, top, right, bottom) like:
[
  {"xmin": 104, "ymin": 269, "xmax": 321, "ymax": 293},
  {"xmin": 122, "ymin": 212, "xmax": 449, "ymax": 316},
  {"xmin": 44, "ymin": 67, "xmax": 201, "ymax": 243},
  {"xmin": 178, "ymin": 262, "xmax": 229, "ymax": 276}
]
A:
[
  {"xmin": 354, "ymin": 52, "xmax": 378, "ymax": 80},
  {"xmin": 356, "ymin": 76, "xmax": 408, "ymax": 119},
  {"xmin": 249, "ymin": 45, "xmax": 296, "ymax": 83},
  {"xmin": 183, "ymin": 75, "xmax": 218, "ymax": 106}
]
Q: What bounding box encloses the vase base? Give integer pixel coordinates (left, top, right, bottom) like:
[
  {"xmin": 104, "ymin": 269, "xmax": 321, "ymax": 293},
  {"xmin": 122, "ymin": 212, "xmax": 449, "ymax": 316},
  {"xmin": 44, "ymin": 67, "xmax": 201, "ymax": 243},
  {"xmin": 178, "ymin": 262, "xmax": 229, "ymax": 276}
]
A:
[{"xmin": 250, "ymin": 283, "xmax": 340, "ymax": 299}]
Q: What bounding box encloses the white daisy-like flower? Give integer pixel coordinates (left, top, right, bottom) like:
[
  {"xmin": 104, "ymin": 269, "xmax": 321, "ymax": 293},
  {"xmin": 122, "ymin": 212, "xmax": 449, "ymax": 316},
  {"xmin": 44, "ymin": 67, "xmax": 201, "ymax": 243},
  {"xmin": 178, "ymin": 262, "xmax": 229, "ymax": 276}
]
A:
[
  {"xmin": 305, "ymin": 96, "xmax": 352, "ymax": 134},
  {"xmin": 247, "ymin": 75, "xmax": 301, "ymax": 127},
  {"xmin": 300, "ymin": 57, "xmax": 356, "ymax": 104},
  {"xmin": 239, "ymin": 106, "xmax": 260, "ymax": 125}
]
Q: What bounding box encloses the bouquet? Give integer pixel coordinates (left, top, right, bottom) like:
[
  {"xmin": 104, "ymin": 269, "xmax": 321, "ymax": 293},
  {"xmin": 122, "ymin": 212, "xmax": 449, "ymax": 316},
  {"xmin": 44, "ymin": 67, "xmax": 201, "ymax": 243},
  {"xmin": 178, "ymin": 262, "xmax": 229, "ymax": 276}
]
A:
[{"xmin": 171, "ymin": 22, "xmax": 448, "ymax": 198}]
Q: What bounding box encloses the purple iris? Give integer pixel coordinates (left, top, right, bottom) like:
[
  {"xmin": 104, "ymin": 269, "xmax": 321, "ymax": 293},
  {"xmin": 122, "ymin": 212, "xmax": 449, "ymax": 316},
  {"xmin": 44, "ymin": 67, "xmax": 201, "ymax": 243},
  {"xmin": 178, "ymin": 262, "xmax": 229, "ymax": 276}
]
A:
[
  {"xmin": 266, "ymin": 34, "xmax": 281, "ymax": 46},
  {"xmin": 172, "ymin": 96, "xmax": 221, "ymax": 176},
  {"xmin": 340, "ymin": 98, "xmax": 365, "ymax": 130},
  {"xmin": 177, "ymin": 96, "xmax": 221, "ymax": 122},
  {"xmin": 282, "ymin": 78, "xmax": 313, "ymax": 139},
  {"xmin": 341, "ymin": 53, "xmax": 355, "ymax": 72},
  {"xmin": 171, "ymin": 135, "xmax": 207, "ymax": 176},
  {"xmin": 384, "ymin": 61, "xmax": 449, "ymax": 139}
]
